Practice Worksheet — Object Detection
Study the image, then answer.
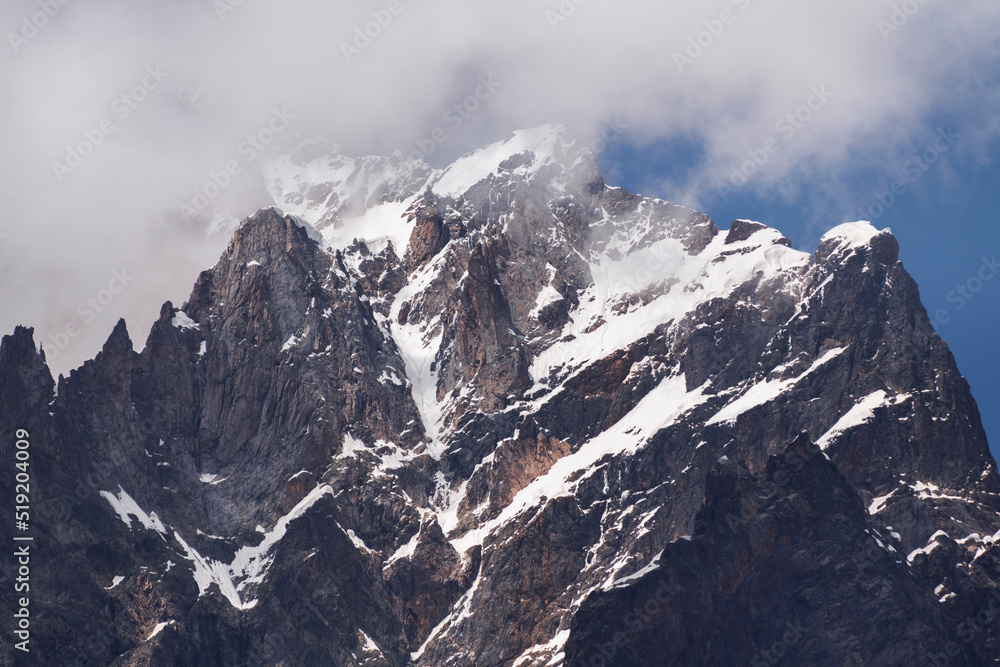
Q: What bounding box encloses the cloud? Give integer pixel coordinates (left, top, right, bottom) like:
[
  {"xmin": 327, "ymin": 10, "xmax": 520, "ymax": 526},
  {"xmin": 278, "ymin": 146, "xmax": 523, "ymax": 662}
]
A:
[{"xmin": 1, "ymin": 0, "xmax": 998, "ymax": 373}]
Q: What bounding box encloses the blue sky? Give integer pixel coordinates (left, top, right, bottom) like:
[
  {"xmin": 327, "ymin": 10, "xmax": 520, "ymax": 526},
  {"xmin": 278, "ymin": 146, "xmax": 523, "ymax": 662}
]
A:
[{"xmin": 598, "ymin": 132, "xmax": 1000, "ymax": 458}]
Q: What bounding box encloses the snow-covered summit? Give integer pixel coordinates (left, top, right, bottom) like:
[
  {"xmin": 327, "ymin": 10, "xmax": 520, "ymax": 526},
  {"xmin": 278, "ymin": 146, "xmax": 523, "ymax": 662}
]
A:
[
  {"xmin": 431, "ymin": 122, "xmax": 593, "ymax": 198},
  {"xmin": 254, "ymin": 124, "xmax": 596, "ymax": 267},
  {"xmin": 262, "ymin": 123, "xmax": 602, "ymax": 249},
  {"xmin": 820, "ymin": 221, "xmax": 892, "ymax": 249},
  {"xmin": 818, "ymin": 220, "xmax": 899, "ymax": 266},
  {"xmin": 264, "ymin": 133, "xmax": 435, "ymax": 233}
]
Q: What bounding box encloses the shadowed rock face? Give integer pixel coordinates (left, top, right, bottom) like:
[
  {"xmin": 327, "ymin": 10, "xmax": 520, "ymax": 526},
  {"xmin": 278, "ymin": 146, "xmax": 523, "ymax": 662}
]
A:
[
  {"xmin": 563, "ymin": 436, "xmax": 982, "ymax": 666},
  {"xmin": 1, "ymin": 125, "xmax": 998, "ymax": 666}
]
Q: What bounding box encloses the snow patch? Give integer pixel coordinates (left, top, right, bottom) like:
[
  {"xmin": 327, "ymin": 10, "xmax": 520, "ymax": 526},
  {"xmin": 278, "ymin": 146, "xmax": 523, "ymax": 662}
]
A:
[
  {"xmin": 605, "ymin": 550, "xmax": 663, "ymax": 590},
  {"xmin": 385, "ymin": 530, "xmax": 421, "ymax": 568},
  {"xmin": 907, "ymin": 530, "xmax": 949, "ymax": 564},
  {"xmin": 378, "ymin": 368, "xmax": 406, "ymax": 386},
  {"xmin": 100, "ymin": 487, "xmax": 167, "ymax": 536},
  {"xmin": 146, "ymin": 621, "xmax": 174, "ymax": 641},
  {"xmin": 345, "ymin": 529, "xmax": 374, "ymax": 554},
  {"xmin": 910, "ymin": 481, "xmax": 969, "ymax": 503},
  {"xmin": 171, "ymin": 311, "xmax": 199, "ymax": 331},
  {"xmin": 451, "ymin": 374, "xmax": 710, "ymax": 555},
  {"xmin": 707, "ymin": 347, "xmax": 848, "ymax": 425},
  {"xmin": 817, "ymin": 391, "xmax": 911, "ymax": 449},
  {"xmin": 174, "ymin": 484, "xmax": 336, "ymax": 610},
  {"xmin": 358, "ymin": 629, "xmax": 384, "ymax": 658},
  {"xmin": 511, "ymin": 629, "xmax": 571, "ymax": 667},
  {"xmin": 530, "ymin": 230, "xmax": 812, "ymax": 394},
  {"xmin": 530, "ymin": 264, "xmax": 563, "ymax": 320},
  {"xmin": 338, "ymin": 433, "xmax": 370, "ymax": 459},
  {"xmin": 288, "ymin": 213, "xmax": 324, "ymax": 243},
  {"xmin": 868, "ymin": 490, "xmax": 897, "ymax": 515}
]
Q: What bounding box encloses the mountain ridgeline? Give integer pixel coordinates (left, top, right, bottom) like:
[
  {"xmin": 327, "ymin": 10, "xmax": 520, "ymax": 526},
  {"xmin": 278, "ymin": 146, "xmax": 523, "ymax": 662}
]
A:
[{"xmin": 2, "ymin": 124, "xmax": 999, "ymax": 666}]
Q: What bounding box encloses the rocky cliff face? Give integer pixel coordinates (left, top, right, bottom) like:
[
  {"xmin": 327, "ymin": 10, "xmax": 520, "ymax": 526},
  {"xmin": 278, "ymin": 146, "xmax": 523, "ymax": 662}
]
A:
[{"xmin": 2, "ymin": 123, "xmax": 999, "ymax": 666}]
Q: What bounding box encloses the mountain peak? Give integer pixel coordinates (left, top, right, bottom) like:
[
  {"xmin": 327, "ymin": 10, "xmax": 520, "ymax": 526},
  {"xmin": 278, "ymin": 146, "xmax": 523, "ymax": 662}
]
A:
[
  {"xmin": 818, "ymin": 220, "xmax": 899, "ymax": 265},
  {"xmin": 232, "ymin": 206, "xmax": 322, "ymax": 248},
  {"xmin": 430, "ymin": 122, "xmax": 595, "ymax": 199},
  {"xmin": 821, "ymin": 220, "xmax": 891, "ymax": 247}
]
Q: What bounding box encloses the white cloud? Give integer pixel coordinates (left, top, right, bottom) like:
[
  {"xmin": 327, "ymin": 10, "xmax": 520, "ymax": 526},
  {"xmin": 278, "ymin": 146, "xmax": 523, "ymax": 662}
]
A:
[{"xmin": 1, "ymin": 0, "xmax": 998, "ymax": 372}]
